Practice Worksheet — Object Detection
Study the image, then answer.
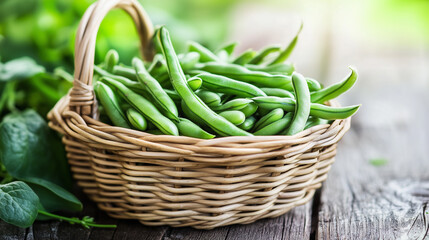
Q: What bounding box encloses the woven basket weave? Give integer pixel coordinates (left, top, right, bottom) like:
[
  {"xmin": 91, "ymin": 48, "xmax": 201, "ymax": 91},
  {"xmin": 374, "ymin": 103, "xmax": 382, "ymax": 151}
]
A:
[{"xmin": 48, "ymin": 0, "xmax": 351, "ymax": 230}]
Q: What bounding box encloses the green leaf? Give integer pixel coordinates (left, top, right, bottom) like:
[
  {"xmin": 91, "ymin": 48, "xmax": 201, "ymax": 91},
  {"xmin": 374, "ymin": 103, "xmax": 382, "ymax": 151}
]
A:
[
  {"xmin": 25, "ymin": 177, "xmax": 82, "ymax": 212},
  {"xmin": 0, "ymin": 110, "xmax": 72, "ymax": 189},
  {"xmin": 0, "ymin": 181, "xmax": 39, "ymax": 228},
  {"xmin": 0, "ymin": 57, "xmax": 45, "ymax": 82},
  {"xmin": 0, "ymin": 110, "xmax": 81, "ymax": 212}
]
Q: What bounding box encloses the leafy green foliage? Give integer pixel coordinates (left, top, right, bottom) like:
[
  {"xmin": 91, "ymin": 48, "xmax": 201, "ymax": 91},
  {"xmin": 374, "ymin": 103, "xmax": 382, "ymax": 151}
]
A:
[
  {"xmin": 0, "ymin": 181, "xmax": 39, "ymax": 228},
  {"xmin": 0, "ymin": 110, "xmax": 72, "ymax": 189},
  {"xmin": 0, "ymin": 58, "xmax": 72, "ymax": 118},
  {"xmin": 0, "ymin": 57, "xmax": 45, "ymax": 82},
  {"xmin": 0, "ymin": 110, "xmax": 82, "ymax": 212}
]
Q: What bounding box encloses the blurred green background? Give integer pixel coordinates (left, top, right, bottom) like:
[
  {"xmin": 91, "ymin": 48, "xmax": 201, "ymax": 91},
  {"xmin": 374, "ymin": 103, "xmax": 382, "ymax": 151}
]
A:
[{"xmin": 1, "ymin": 0, "xmax": 428, "ymax": 71}]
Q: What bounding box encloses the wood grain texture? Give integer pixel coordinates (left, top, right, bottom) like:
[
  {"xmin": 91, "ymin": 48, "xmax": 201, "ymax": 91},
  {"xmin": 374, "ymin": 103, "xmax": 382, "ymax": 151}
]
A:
[
  {"xmin": 317, "ymin": 85, "xmax": 429, "ymax": 240},
  {"xmin": 0, "ymin": 187, "xmax": 314, "ymax": 240}
]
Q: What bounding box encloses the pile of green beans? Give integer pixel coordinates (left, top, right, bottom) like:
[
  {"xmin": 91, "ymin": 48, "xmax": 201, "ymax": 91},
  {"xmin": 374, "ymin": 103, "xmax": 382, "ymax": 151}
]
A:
[{"xmin": 93, "ymin": 26, "xmax": 360, "ymax": 139}]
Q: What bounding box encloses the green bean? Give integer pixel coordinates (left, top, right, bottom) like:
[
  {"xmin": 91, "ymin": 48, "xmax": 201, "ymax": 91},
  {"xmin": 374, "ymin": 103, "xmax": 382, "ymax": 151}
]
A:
[
  {"xmin": 126, "ymin": 108, "xmax": 147, "ymax": 131},
  {"xmin": 219, "ymin": 110, "xmax": 246, "ymax": 125},
  {"xmin": 245, "ymin": 63, "xmax": 295, "ymax": 75},
  {"xmin": 112, "ymin": 65, "xmax": 137, "ymax": 81},
  {"xmin": 304, "ymin": 117, "xmax": 330, "ymax": 130},
  {"xmin": 178, "ymin": 52, "xmax": 200, "ymax": 70},
  {"xmin": 252, "ymin": 96, "xmax": 361, "ymax": 120},
  {"xmin": 195, "ymin": 62, "xmax": 292, "ymax": 88},
  {"xmin": 232, "ymin": 49, "xmax": 256, "ymax": 65},
  {"xmin": 188, "ymin": 41, "xmax": 220, "ymax": 62},
  {"xmin": 213, "ymin": 98, "xmax": 253, "ymax": 111},
  {"xmin": 311, "ymin": 67, "xmax": 357, "ymax": 103},
  {"xmin": 94, "ymin": 82, "xmax": 130, "ymax": 128},
  {"xmin": 285, "ymin": 73, "xmax": 311, "ymax": 135},
  {"xmin": 192, "ymin": 72, "xmax": 266, "ymax": 97},
  {"xmin": 217, "ymin": 50, "xmax": 230, "ymax": 62},
  {"xmin": 238, "ymin": 116, "xmax": 256, "ymax": 131},
  {"xmin": 248, "ymin": 45, "xmax": 281, "ymax": 65},
  {"xmin": 306, "ymin": 77, "xmax": 322, "ymax": 91},
  {"xmin": 260, "ymin": 87, "xmax": 294, "ymax": 98},
  {"xmin": 268, "ymin": 23, "xmax": 303, "ymax": 65},
  {"xmin": 164, "ymin": 89, "xmax": 181, "ymax": 101},
  {"xmin": 196, "ymin": 90, "xmax": 221, "ymax": 107},
  {"xmin": 180, "ymin": 100, "xmax": 207, "ymax": 126},
  {"xmin": 133, "ymin": 57, "xmax": 179, "ymax": 121},
  {"xmin": 148, "ymin": 53, "xmax": 201, "ymax": 82},
  {"xmin": 253, "ymin": 108, "xmax": 284, "ymax": 132},
  {"xmin": 102, "ymin": 76, "xmax": 179, "ymax": 135},
  {"xmin": 216, "ymin": 41, "xmax": 238, "ymax": 55},
  {"xmin": 254, "ymin": 113, "xmax": 293, "ymax": 136},
  {"xmin": 104, "ymin": 49, "xmax": 119, "ymax": 72},
  {"xmin": 95, "ymin": 66, "xmax": 143, "ymax": 91},
  {"xmin": 148, "ymin": 54, "xmax": 168, "ymax": 79},
  {"xmin": 176, "ymin": 118, "xmax": 215, "ymax": 139},
  {"xmin": 240, "ymin": 102, "xmax": 258, "ymax": 117},
  {"xmin": 158, "ymin": 27, "xmax": 251, "ymax": 136},
  {"xmin": 187, "ymin": 75, "xmax": 202, "ymax": 91}
]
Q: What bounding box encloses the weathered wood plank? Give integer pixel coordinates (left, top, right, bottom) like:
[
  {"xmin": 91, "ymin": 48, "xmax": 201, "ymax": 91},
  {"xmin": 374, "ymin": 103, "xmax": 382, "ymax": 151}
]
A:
[
  {"xmin": 0, "ymin": 221, "xmax": 26, "ymax": 240},
  {"xmin": 317, "ymin": 86, "xmax": 429, "ymax": 239}
]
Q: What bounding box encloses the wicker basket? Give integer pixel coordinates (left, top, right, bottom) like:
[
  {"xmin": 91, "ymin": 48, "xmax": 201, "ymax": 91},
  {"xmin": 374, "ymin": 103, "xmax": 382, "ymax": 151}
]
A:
[{"xmin": 48, "ymin": 0, "xmax": 351, "ymax": 230}]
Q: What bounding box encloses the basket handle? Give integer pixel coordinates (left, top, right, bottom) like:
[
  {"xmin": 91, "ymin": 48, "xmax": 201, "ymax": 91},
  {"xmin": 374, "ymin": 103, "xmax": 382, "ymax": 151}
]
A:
[{"xmin": 70, "ymin": 0, "xmax": 154, "ymax": 116}]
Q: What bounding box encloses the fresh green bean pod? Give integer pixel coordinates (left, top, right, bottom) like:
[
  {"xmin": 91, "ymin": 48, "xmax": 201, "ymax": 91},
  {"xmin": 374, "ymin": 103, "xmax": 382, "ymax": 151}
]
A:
[
  {"xmin": 133, "ymin": 57, "xmax": 179, "ymax": 121},
  {"xmin": 111, "ymin": 65, "xmax": 137, "ymax": 81},
  {"xmin": 216, "ymin": 41, "xmax": 238, "ymax": 55},
  {"xmin": 176, "ymin": 118, "xmax": 215, "ymax": 139},
  {"xmin": 95, "ymin": 66, "xmax": 143, "ymax": 91},
  {"xmin": 268, "ymin": 23, "xmax": 303, "ymax": 65},
  {"xmin": 311, "ymin": 67, "xmax": 357, "ymax": 103},
  {"xmin": 148, "ymin": 53, "xmax": 201, "ymax": 82},
  {"xmin": 187, "ymin": 75, "xmax": 202, "ymax": 91},
  {"xmin": 306, "ymin": 77, "xmax": 322, "ymax": 91},
  {"xmin": 178, "ymin": 52, "xmax": 200, "ymax": 70},
  {"xmin": 104, "ymin": 49, "xmax": 119, "ymax": 72},
  {"xmin": 164, "ymin": 89, "xmax": 181, "ymax": 101},
  {"xmin": 238, "ymin": 116, "xmax": 256, "ymax": 131},
  {"xmin": 193, "ymin": 72, "xmax": 267, "ymax": 97},
  {"xmin": 304, "ymin": 117, "xmax": 330, "ymax": 130},
  {"xmin": 252, "ymin": 96, "xmax": 361, "ymax": 120},
  {"xmin": 196, "ymin": 90, "xmax": 221, "ymax": 107},
  {"xmin": 248, "ymin": 45, "xmax": 282, "ymax": 65},
  {"xmin": 94, "ymin": 82, "xmax": 130, "ymax": 129},
  {"xmin": 219, "ymin": 110, "xmax": 246, "ymax": 125},
  {"xmin": 157, "ymin": 27, "xmax": 251, "ymax": 136},
  {"xmin": 240, "ymin": 102, "xmax": 258, "ymax": 117},
  {"xmin": 148, "ymin": 54, "xmax": 167, "ymax": 77},
  {"xmin": 126, "ymin": 108, "xmax": 147, "ymax": 131},
  {"xmin": 253, "ymin": 108, "xmax": 284, "ymax": 132},
  {"xmin": 260, "ymin": 87, "xmax": 294, "ymax": 98},
  {"xmin": 254, "ymin": 113, "xmax": 293, "ymax": 136},
  {"xmin": 180, "ymin": 100, "xmax": 207, "ymax": 127},
  {"xmin": 285, "ymin": 73, "xmax": 311, "ymax": 135},
  {"xmin": 245, "ymin": 63, "xmax": 295, "ymax": 75},
  {"xmin": 213, "ymin": 98, "xmax": 253, "ymax": 111},
  {"xmin": 232, "ymin": 49, "xmax": 256, "ymax": 65},
  {"xmin": 188, "ymin": 41, "xmax": 220, "ymax": 62},
  {"xmin": 195, "ymin": 62, "xmax": 292, "ymax": 88},
  {"xmin": 217, "ymin": 50, "xmax": 230, "ymax": 62},
  {"xmin": 102, "ymin": 77, "xmax": 179, "ymax": 135}
]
